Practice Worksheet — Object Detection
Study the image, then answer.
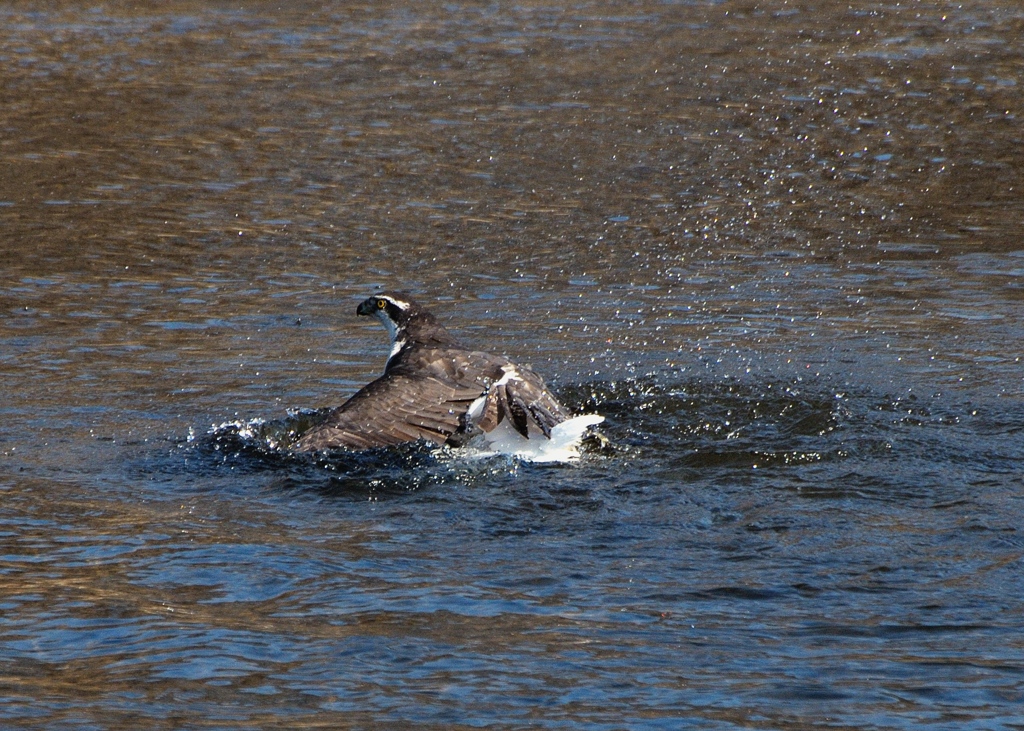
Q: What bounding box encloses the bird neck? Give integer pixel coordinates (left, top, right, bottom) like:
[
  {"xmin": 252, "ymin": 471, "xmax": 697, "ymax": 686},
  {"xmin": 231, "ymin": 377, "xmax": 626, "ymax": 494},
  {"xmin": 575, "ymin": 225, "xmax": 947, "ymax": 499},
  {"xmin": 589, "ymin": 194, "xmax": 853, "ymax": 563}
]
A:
[{"xmin": 384, "ymin": 333, "xmax": 408, "ymax": 371}]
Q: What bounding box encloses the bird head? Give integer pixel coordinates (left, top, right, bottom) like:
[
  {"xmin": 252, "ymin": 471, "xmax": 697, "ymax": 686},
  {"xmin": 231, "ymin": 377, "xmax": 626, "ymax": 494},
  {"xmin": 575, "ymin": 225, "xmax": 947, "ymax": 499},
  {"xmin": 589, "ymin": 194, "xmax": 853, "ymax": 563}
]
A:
[
  {"xmin": 357, "ymin": 293, "xmax": 417, "ymax": 344},
  {"xmin": 356, "ymin": 292, "xmax": 460, "ymax": 352}
]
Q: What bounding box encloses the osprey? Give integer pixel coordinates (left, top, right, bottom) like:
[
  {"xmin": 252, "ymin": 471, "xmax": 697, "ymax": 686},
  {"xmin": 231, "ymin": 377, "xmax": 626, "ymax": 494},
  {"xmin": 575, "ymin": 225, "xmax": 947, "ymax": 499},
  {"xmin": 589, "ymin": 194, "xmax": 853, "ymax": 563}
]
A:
[{"xmin": 293, "ymin": 293, "xmax": 603, "ymax": 460}]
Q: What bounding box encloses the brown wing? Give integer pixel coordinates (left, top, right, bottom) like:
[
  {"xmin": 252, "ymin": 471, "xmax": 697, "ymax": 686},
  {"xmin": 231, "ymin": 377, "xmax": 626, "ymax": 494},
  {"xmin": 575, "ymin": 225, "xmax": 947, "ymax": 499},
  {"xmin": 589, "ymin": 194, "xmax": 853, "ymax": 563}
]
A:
[
  {"xmin": 293, "ymin": 346, "xmax": 507, "ymax": 452},
  {"xmin": 293, "ymin": 373, "xmax": 487, "ymax": 451}
]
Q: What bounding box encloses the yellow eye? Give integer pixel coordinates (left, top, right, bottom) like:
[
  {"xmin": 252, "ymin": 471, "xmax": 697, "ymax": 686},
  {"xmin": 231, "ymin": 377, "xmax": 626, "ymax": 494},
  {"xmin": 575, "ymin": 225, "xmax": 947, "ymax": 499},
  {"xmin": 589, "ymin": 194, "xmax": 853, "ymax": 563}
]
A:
[{"xmin": 376, "ymin": 299, "xmax": 386, "ymax": 309}]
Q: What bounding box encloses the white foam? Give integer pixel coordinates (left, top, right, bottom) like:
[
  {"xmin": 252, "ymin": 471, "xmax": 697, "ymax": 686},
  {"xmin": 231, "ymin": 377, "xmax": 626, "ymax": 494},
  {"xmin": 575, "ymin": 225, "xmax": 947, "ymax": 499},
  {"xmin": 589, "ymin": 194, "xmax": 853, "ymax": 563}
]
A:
[
  {"xmin": 209, "ymin": 417, "xmax": 264, "ymax": 440},
  {"xmin": 463, "ymin": 413, "xmax": 604, "ymax": 463}
]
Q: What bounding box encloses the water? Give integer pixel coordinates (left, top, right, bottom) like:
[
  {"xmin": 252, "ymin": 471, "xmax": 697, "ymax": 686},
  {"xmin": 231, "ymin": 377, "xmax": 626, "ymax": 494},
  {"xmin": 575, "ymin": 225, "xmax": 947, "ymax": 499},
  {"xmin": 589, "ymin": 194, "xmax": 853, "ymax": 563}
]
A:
[{"xmin": 3, "ymin": 2, "xmax": 1023, "ymax": 728}]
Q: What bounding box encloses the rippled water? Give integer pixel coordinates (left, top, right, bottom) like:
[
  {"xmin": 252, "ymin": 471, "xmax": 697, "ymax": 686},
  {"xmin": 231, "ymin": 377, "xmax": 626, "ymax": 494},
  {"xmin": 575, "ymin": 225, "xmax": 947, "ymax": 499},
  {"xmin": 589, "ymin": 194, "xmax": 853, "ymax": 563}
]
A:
[{"xmin": 3, "ymin": 2, "xmax": 1023, "ymax": 728}]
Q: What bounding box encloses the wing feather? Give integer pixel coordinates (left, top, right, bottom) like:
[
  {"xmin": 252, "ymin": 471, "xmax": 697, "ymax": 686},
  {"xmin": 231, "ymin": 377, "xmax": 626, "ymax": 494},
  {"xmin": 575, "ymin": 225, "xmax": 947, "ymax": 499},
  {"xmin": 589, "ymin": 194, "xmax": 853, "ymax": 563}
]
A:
[
  {"xmin": 294, "ymin": 374, "xmax": 486, "ymax": 451},
  {"xmin": 502, "ymin": 366, "xmax": 570, "ymax": 438}
]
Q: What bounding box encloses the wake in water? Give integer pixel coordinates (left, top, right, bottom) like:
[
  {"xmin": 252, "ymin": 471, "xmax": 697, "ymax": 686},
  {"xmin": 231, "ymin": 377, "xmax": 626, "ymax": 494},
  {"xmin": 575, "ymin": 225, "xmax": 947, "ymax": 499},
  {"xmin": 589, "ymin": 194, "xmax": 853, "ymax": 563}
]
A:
[
  {"xmin": 172, "ymin": 390, "xmax": 610, "ymax": 499},
  {"xmin": 169, "ymin": 372, "xmax": 1018, "ymax": 502}
]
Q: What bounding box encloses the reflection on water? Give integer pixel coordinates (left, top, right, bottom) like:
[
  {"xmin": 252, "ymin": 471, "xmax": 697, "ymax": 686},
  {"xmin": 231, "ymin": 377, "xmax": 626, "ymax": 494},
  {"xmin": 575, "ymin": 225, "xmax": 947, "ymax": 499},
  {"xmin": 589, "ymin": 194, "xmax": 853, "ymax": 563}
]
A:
[{"xmin": 2, "ymin": 1, "xmax": 1023, "ymax": 728}]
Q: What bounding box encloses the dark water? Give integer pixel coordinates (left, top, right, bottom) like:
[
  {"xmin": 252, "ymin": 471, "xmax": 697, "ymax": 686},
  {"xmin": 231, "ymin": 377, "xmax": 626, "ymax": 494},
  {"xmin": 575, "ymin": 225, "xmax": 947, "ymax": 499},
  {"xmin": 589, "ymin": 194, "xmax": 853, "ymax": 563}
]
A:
[{"xmin": 3, "ymin": 2, "xmax": 1023, "ymax": 728}]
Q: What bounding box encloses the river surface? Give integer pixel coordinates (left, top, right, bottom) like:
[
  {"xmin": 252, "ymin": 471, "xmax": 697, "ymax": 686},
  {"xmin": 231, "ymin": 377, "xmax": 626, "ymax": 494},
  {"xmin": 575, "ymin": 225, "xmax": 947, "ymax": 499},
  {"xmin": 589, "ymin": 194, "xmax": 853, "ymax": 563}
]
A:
[{"xmin": 2, "ymin": 1, "xmax": 1023, "ymax": 728}]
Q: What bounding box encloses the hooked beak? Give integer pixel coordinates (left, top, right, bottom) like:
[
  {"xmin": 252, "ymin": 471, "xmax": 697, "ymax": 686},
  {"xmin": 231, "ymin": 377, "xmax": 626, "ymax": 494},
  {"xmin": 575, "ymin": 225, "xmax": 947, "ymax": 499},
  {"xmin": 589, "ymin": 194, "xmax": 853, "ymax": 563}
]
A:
[{"xmin": 356, "ymin": 298, "xmax": 376, "ymax": 316}]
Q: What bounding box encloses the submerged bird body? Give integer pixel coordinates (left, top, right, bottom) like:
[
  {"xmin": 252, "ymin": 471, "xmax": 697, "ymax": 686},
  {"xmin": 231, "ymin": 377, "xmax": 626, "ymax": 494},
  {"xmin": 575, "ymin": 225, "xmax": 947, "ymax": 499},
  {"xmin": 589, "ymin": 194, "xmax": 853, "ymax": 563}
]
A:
[{"xmin": 294, "ymin": 293, "xmax": 601, "ymax": 458}]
